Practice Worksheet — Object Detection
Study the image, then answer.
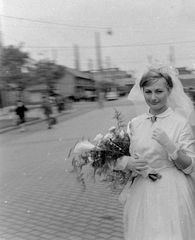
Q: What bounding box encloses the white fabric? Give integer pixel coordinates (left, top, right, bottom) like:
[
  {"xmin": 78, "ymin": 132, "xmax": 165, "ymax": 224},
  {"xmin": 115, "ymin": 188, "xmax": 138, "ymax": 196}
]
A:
[
  {"xmin": 117, "ymin": 156, "xmax": 161, "ymax": 180},
  {"xmin": 121, "ymin": 108, "xmax": 195, "ymax": 240},
  {"xmin": 128, "ymin": 63, "xmax": 195, "ymax": 127},
  {"xmin": 152, "ymin": 127, "xmax": 177, "ymax": 156},
  {"xmin": 116, "ymin": 156, "xmax": 130, "ymax": 171},
  {"xmin": 183, "ymin": 158, "xmax": 194, "ymax": 174}
]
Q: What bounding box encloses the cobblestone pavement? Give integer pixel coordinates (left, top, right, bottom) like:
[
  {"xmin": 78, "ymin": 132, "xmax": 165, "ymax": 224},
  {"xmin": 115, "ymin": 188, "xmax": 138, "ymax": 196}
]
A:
[{"xmin": 0, "ymin": 103, "xmax": 136, "ymax": 240}]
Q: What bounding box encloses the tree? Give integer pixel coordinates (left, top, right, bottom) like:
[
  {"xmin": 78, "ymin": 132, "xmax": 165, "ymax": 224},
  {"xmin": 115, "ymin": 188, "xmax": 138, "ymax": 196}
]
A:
[
  {"xmin": 2, "ymin": 45, "xmax": 65, "ymax": 93},
  {"xmin": 2, "ymin": 45, "xmax": 30, "ymax": 89},
  {"xmin": 34, "ymin": 60, "xmax": 65, "ymax": 94}
]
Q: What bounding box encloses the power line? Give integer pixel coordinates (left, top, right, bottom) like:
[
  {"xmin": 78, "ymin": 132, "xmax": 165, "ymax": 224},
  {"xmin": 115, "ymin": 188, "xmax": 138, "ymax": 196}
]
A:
[
  {"xmin": 22, "ymin": 39, "xmax": 195, "ymax": 50},
  {"xmin": 3, "ymin": 22, "xmax": 195, "ymax": 39},
  {"xmin": 76, "ymin": 55, "xmax": 195, "ymax": 64},
  {"xmin": 4, "ymin": 24, "xmax": 194, "ymax": 48},
  {"xmin": 1, "ymin": 14, "xmax": 194, "ymax": 30},
  {"xmin": 0, "ymin": 14, "xmax": 107, "ymax": 30}
]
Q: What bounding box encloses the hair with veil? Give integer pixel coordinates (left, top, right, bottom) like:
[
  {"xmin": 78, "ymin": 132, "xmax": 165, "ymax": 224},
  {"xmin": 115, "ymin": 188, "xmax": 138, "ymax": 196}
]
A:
[{"xmin": 127, "ymin": 60, "xmax": 195, "ymax": 128}]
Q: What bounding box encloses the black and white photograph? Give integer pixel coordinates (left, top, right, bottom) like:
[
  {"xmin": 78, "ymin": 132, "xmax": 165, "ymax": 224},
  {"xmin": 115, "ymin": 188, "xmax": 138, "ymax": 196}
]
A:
[{"xmin": 0, "ymin": 0, "xmax": 195, "ymax": 239}]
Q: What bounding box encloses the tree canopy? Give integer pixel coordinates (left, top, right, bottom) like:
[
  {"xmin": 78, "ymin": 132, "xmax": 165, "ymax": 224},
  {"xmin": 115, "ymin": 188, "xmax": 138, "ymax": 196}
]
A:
[
  {"xmin": 2, "ymin": 45, "xmax": 30, "ymax": 88},
  {"xmin": 1, "ymin": 45, "xmax": 65, "ymax": 92},
  {"xmin": 34, "ymin": 60, "xmax": 65, "ymax": 89}
]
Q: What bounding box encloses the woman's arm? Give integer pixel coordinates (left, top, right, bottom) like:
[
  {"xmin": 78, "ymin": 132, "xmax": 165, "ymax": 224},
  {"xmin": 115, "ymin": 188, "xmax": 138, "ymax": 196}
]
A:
[
  {"xmin": 174, "ymin": 150, "xmax": 193, "ymax": 173},
  {"xmin": 173, "ymin": 121, "xmax": 195, "ymax": 174},
  {"xmin": 116, "ymin": 156, "xmax": 148, "ymax": 172},
  {"xmin": 152, "ymin": 122, "xmax": 195, "ymax": 175}
]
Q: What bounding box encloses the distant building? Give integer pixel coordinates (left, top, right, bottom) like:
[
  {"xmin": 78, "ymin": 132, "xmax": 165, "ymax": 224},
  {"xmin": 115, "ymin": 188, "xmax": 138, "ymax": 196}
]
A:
[
  {"xmin": 25, "ymin": 84, "xmax": 48, "ymax": 103},
  {"xmin": 56, "ymin": 67, "xmax": 96, "ymax": 101},
  {"xmin": 89, "ymin": 68, "xmax": 134, "ymax": 84},
  {"xmin": 177, "ymin": 67, "xmax": 195, "ymax": 88},
  {"xmin": 177, "ymin": 67, "xmax": 195, "ymax": 103},
  {"xmin": 87, "ymin": 68, "xmax": 135, "ymax": 94}
]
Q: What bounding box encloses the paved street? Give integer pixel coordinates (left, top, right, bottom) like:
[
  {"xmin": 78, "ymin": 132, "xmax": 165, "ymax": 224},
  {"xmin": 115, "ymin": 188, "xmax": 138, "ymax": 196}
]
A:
[{"xmin": 0, "ymin": 99, "xmax": 136, "ymax": 240}]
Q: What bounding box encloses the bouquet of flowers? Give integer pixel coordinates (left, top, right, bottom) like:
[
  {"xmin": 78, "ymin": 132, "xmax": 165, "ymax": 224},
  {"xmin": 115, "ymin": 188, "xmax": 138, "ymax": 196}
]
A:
[
  {"xmin": 69, "ymin": 109, "xmax": 132, "ymax": 192},
  {"xmin": 69, "ymin": 109, "xmax": 162, "ymax": 193}
]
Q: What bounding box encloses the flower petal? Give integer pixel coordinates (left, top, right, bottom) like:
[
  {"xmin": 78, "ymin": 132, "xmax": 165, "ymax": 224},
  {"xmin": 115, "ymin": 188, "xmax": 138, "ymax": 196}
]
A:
[
  {"xmin": 109, "ymin": 126, "xmax": 117, "ymax": 132},
  {"xmin": 74, "ymin": 140, "xmax": 95, "ymax": 154},
  {"xmin": 94, "ymin": 134, "xmax": 103, "ymax": 142}
]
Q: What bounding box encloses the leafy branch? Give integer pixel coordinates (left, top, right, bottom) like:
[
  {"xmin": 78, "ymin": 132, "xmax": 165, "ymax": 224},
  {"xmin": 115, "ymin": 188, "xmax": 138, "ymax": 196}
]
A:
[{"xmin": 113, "ymin": 108, "xmax": 126, "ymax": 129}]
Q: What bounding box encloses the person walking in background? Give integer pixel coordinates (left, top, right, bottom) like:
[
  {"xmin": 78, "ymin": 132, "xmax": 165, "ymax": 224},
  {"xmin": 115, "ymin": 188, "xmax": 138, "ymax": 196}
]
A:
[
  {"xmin": 56, "ymin": 94, "xmax": 64, "ymax": 113},
  {"xmin": 41, "ymin": 96, "xmax": 53, "ymax": 129},
  {"xmin": 97, "ymin": 89, "xmax": 104, "ymax": 108},
  {"xmin": 118, "ymin": 62, "xmax": 195, "ymax": 239},
  {"xmin": 15, "ymin": 100, "xmax": 28, "ymax": 132}
]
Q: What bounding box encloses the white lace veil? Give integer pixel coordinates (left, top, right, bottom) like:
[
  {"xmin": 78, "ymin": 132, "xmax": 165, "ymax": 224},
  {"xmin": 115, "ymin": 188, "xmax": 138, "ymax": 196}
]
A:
[{"xmin": 127, "ymin": 61, "xmax": 195, "ymax": 127}]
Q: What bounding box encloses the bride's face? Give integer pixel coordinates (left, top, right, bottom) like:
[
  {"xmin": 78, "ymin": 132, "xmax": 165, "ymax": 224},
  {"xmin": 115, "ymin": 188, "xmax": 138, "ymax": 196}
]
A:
[{"xmin": 143, "ymin": 78, "xmax": 171, "ymax": 115}]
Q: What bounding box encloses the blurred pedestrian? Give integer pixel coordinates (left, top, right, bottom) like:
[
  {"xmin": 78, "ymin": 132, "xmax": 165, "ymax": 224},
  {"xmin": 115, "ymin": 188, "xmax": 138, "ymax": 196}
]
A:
[
  {"xmin": 41, "ymin": 96, "xmax": 53, "ymax": 129},
  {"xmin": 15, "ymin": 100, "xmax": 28, "ymax": 132},
  {"xmin": 97, "ymin": 89, "xmax": 104, "ymax": 108},
  {"xmin": 56, "ymin": 94, "xmax": 64, "ymax": 113}
]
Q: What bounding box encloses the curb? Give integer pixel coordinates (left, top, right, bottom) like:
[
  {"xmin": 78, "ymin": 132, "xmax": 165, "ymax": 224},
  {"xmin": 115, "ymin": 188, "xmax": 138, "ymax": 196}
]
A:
[{"xmin": 0, "ymin": 109, "xmax": 76, "ymax": 134}]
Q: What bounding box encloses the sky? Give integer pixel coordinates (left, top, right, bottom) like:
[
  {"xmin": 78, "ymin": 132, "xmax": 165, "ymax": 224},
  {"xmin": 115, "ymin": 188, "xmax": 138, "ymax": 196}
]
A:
[{"xmin": 0, "ymin": 0, "xmax": 195, "ymax": 73}]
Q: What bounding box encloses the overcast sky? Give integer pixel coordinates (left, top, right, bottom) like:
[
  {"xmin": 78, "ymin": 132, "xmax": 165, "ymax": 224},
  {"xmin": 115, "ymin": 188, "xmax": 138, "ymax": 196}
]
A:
[{"xmin": 1, "ymin": 0, "xmax": 195, "ymax": 72}]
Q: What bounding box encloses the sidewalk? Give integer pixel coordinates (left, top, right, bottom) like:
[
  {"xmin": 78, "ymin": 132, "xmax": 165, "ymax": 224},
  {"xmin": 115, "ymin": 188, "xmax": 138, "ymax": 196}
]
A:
[
  {"xmin": 0, "ymin": 97, "xmax": 129, "ymax": 134},
  {"xmin": 0, "ymin": 105, "xmax": 130, "ymax": 240},
  {"xmin": 0, "ymin": 105, "xmax": 75, "ymax": 134}
]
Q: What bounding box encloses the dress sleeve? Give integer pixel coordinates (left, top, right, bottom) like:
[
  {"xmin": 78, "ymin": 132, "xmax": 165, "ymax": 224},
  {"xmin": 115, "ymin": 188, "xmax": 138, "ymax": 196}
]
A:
[
  {"xmin": 178, "ymin": 120, "xmax": 195, "ymax": 174},
  {"xmin": 127, "ymin": 121, "xmax": 131, "ymax": 137},
  {"xmin": 127, "ymin": 120, "xmax": 136, "ymax": 139},
  {"xmin": 178, "ymin": 120, "xmax": 195, "ymax": 158}
]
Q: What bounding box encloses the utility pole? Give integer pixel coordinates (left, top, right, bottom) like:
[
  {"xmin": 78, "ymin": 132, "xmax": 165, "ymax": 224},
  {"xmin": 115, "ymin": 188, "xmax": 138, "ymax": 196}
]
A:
[
  {"xmin": 88, "ymin": 59, "xmax": 93, "ymax": 72},
  {"xmin": 0, "ymin": 16, "xmax": 6, "ymax": 108},
  {"xmin": 74, "ymin": 44, "xmax": 80, "ymax": 70},
  {"xmin": 95, "ymin": 32, "xmax": 103, "ymax": 71},
  {"xmin": 95, "ymin": 31, "xmax": 103, "ymax": 92},
  {"xmin": 88, "ymin": 58, "xmax": 94, "ymax": 92},
  {"xmin": 52, "ymin": 49, "xmax": 58, "ymax": 63},
  {"xmin": 169, "ymin": 46, "xmax": 175, "ymax": 66},
  {"xmin": 106, "ymin": 56, "xmax": 111, "ymax": 69}
]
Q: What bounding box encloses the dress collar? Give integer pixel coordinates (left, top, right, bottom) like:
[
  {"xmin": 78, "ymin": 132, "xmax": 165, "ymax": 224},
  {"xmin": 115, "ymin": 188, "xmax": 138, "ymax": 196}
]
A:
[{"xmin": 146, "ymin": 108, "xmax": 173, "ymax": 119}]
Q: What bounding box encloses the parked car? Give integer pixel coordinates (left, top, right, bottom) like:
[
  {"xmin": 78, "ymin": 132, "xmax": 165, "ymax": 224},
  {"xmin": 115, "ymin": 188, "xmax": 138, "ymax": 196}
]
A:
[
  {"xmin": 106, "ymin": 89, "xmax": 118, "ymax": 100},
  {"xmin": 84, "ymin": 90, "xmax": 97, "ymax": 101}
]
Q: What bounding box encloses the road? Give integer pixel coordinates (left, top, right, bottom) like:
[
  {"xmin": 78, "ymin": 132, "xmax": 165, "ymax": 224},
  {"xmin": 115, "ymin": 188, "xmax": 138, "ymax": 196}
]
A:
[{"xmin": 0, "ymin": 98, "xmax": 137, "ymax": 240}]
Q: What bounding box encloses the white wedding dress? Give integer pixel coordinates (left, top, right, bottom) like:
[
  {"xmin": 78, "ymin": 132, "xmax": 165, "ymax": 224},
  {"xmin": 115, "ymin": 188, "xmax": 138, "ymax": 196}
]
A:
[{"xmin": 122, "ymin": 108, "xmax": 195, "ymax": 240}]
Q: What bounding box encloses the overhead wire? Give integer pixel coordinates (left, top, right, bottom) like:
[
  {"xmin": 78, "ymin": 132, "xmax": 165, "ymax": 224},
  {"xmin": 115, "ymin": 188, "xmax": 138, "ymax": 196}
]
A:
[
  {"xmin": 1, "ymin": 14, "xmax": 194, "ymax": 30},
  {"xmin": 1, "ymin": 14, "xmax": 195, "ymax": 49},
  {"xmin": 0, "ymin": 14, "xmax": 107, "ymax": 30},
  {"xmin": 22, "ymin": 40, "xmax": 195, "ymax": 49},
  {"xmin": 1, "ymin": 14, "xmax": 194, "ymax": 68}
]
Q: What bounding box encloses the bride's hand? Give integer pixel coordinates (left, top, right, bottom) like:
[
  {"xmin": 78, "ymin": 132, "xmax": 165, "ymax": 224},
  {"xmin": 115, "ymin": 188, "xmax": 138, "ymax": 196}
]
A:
[
  {"xmin": 133, "ymin": 154, "xmax": 149, "ymax": 173},
  {"xmin": 135, "ymin": 153, "xmax": 162, "ymax": 181},
  {"xmin": 125, "ymin": 154, "xmax": 149, "ymax": 173},
  {"xmin": 115, "ymin": 155, "xmax": 149, "ymax": 173}
]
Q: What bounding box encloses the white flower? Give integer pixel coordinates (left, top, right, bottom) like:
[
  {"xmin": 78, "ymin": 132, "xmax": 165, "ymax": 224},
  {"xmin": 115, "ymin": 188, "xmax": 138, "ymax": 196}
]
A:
[
  {"xmin": 88, "ymin": 156, "xmax": 93, "ymax": 162},
  {"xmin": 119, "ymin": 129, "xmax": 125, "ymax": 138},
  {"xmin": 109, "ymin": 126, "xmax": 117, "ymax": 133},
  {"xmin": 74, "ymin": 140, "xmax": 95, "ymax": 154},
  {"xmin": 94, "ymin": 134, "xmax": 104, "ymax": 143},
  {"xmin": 104, "ymin": 133, "xmax": 113, "ymax": 140}
]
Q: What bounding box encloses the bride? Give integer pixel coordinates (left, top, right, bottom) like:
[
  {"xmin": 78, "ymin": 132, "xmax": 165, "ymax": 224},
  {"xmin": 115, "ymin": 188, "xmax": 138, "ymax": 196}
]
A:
[{"xmin": 119, "ymin": 62, "xmax": 195, "ymax": 240}]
